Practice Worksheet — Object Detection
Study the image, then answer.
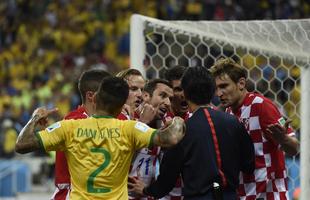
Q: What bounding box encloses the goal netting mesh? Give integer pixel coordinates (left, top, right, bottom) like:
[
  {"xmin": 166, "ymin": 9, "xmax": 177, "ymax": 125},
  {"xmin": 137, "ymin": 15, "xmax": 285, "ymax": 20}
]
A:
[{"xmin": 130, "ymin": 14, "xmax": 310, "ymax": 200}]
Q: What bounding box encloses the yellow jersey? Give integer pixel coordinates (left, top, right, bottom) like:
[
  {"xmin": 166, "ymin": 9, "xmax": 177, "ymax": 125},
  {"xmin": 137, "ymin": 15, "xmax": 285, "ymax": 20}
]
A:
[{"xmin": 37, "ymin": 115, "xmax": 156, "ymax": 200}]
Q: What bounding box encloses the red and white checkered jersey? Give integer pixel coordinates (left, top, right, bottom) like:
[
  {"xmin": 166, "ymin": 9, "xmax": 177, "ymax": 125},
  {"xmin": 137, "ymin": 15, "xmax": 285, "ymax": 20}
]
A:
[
  {"xmin": 52, "ymin": 106, "xmax": 88, "ymax": 200},
  {"xmin": 227, "ymin": 92, "xmax": 294, "ymax": 200},
  {"xmin": 129, "ymin": 147, "xmax": 161, "ymax": 200},
  {"xmin": 117, "ymin": 111, "xmax": 140, "ymax": 121},
  {"xmin": 117, "ymin": 112, "xmax": 131, "ymax": 120}
]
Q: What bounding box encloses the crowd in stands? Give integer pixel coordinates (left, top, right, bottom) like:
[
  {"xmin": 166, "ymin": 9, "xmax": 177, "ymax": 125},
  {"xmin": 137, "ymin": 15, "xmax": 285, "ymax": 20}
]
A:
[{"xmin": 0, "ymin": 0, "xmax": 308, "ymax": 158}]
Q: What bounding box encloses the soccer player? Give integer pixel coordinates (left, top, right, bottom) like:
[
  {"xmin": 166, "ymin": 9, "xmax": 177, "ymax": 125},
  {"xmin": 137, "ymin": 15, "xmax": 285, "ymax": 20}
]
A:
[
  {"xmin": 142, "ymin": 79, "xmax": 173, "ymax": 128},
  {"xmin": 210, "ymin": 58, "xmax": 299, "ymax": 200},
  {"xmin": 15, "ymin": 76, "xmax": 185, "ymax": 200},
  {"xmin": 116, "ymin": 69, "xmax": 145, "ymax": 120},
  {"xmin": 128, "ymin": 79, "xmax": 174, "ymax": 200},
  {"xmin": 159, "ymin": 65, "xmax": 191, "ymax": 200},
  {"xmin": 116, "ymin": 69, "xmax": 158, "ymax": 200},
  {"xmin": 116, "ymin": 68, "xmax": 155, "ymax": 124},
  {"xmin": 52, "ymin": 69, "xmax": 111, "ymax": 200},
  {"xmin": 164, "ymin": 65, "xmax": 191, "ymax": 120},
  {"xmin": 128, "ymin": 66, "xmax": 255, "ymax": 199}
]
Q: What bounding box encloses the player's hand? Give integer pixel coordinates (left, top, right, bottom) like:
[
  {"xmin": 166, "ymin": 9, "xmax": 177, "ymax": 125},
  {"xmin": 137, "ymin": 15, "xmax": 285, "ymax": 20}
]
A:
[
  {"xmin": 168, "ymin": 116, "xmax": 186, "ymax": 144},
  {"xmin": 139, "ymin": 103, "xmax": 156, "ymax": 124},
  {"xmin": 156, "ymin": 116, "xmax": 185, "ymax": 147},
  {"xmin": 32, "ymin": 107, "xmax": 58, "ymax": 127},
  {"xmin": 161, "ymin": 117, "xmax": 173, "ymax": 129},
  {"xmin": 128, "ymin": 176, "xmax": 145, "ymax": 196},
  {"xmin": 265, "ymin": 119, "xmax": 292, "ymax": 144}
]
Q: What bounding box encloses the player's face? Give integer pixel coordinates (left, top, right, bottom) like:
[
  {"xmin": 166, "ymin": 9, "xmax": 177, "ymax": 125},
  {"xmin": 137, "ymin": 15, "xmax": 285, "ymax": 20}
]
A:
[
  {"xmin": 215, "ymin": 74, "xmax": 244, "ymax": 109},
  {"xmin": 125, "ymin": 75, "xmax": 145, "ymax": 109},
  {"xmin": 144, "ymin": 83, "xmax": 173, "ymax": 119},
  {"xmin": 170, "ymin": 79, "xmax": 188, "ymax": 116}
]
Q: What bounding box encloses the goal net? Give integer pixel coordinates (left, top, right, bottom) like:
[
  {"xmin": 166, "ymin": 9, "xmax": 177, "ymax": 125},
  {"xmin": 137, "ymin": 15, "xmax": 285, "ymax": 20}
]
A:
[{"xmin": 130, "ymin": 14, "xmax": 310, "ymax": 200}]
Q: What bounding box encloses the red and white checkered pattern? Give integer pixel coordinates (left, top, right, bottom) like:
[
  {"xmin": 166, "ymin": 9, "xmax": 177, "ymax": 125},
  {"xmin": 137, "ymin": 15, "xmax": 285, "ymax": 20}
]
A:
[{"xmin": 227, "ymin": 92, "xmax": 294, "ymax": 200}]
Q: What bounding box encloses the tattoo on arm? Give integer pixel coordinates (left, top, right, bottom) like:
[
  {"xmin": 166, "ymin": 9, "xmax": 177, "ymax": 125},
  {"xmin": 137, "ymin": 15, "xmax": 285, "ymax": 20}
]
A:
[
  {"xmin": 155, "ymin": 117, "xmax": 185, "ymax": 148},
  {"xmin": 15, "ymin": 115, "xmax": 42, "ymax": 154}
]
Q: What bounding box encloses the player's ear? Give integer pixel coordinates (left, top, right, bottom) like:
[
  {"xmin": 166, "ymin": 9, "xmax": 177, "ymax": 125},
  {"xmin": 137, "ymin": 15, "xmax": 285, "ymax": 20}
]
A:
[
  {"xmin": 237, "ymin": 77, "xmax": 246, "ymax": 91},
  {"xmin": 86, "ymin": 91, "xmax": 96, "ymax": 103}
]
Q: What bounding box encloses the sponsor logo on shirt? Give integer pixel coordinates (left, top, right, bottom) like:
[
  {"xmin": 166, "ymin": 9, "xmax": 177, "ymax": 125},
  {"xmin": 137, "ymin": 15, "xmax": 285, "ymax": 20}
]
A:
[
  {"xmin": 134, "ymin": 122, "xmax": 149, "ymax": 133},
  {"xmin": 46, "ymin": 122, "xmax": 61, "ymax": 133}
]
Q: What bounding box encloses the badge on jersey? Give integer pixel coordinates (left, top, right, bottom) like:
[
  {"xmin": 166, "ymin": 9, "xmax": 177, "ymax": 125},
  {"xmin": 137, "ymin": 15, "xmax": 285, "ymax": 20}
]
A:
[
  {"xmin": 134, "ymin": 122, "xmax": 149, "ymax": 133},
  {"xmin": 278, "ymin": 117, "xmax": 286, "ymax": 126},
  {"xmin": 46, "ymin": 122, "xmax": 61, "ymax": 133}
]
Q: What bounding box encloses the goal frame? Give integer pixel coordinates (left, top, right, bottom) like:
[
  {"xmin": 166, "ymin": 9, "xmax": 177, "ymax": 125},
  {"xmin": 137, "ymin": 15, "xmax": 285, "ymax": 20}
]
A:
[{"xmin": 130, "ymin": 14, "xmax": 310, "ymax": 200}]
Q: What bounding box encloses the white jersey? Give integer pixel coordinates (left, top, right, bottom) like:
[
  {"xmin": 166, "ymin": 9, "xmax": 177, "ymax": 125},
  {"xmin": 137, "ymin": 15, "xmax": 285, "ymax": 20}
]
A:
[{"xmin": 129, "ymin": 147, "xmax": 161, "ymax": 200}]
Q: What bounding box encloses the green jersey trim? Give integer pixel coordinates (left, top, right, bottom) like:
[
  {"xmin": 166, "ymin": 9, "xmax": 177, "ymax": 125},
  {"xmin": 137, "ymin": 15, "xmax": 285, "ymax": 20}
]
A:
[
  {"xmin": 148, "ymin": 130, "xmax": 158, "ymax": 149},
  {"xmin": 35, "ymin": 132, "xmax": 45, "ymax": 151}
]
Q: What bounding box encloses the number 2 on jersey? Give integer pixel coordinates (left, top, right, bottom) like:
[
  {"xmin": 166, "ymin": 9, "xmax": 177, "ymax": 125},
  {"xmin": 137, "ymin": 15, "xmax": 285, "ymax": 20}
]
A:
[{"xmin": 87, "ymin": 147, "xmax": 111, "ymax": 193}]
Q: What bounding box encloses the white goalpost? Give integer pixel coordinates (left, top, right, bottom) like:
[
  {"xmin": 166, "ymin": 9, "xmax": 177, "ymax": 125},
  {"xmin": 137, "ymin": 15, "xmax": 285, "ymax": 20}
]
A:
[
  {"xmin": 300, "ymin": 66, "xmax": 310, "ymax": 200},
  {"xmin": 130, "ymin": 14, "xmax": 310, "ymax": 199}
]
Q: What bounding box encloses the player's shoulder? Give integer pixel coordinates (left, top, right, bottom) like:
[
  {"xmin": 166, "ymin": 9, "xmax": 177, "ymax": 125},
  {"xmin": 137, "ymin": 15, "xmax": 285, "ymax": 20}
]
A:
[
  {"xmin": 120, "ymin": 119, "xmax": 139, "ymax": 127},
  {"xmin": 249, "ymin": 92, "xmax": 277, "ymax": 110},
  {"xmin": 248, "ymin": 92, "xmax": 272, "ymax": 104},
  {"xmin": 211, "ymin": 108, "xmax": 239, "ymax": 123}
]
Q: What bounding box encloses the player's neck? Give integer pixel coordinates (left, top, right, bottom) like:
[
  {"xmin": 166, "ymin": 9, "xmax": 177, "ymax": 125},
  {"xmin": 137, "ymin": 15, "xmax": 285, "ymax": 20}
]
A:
[
  {"xmin": 83, "ymin": 101, "xmax": 96, "ymax": 116},
  {"xmin": 93, "ymin": 110, "xmax": 113, "ymax": 117},
  {"xmin": 232, "ymin": 90, "xmax": 248, "ymax": 112}
]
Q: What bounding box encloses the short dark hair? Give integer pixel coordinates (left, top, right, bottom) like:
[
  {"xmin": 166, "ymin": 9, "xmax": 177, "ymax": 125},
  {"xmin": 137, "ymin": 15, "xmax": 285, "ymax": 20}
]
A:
[
  {"xmin": 181, "ymin": 66, "xmax": 215, "ymax": 105},
  {"xmin": 209, "ymin": 58, "xmax": 247, "ymax": 83},
  {"xmin": 116, "ymin": 68, "xmax": 143, "ymax": 80},
  {"xmin": 96, "ymin": 77, "xmax": 129, "ymax": 115},
  {"xmin": 78, "ymin": 69, "xmax": 111, "ymax": 103},
  {"xmin": 164, "ymin": 65, "xmax": 186, "ymax": 82},
  {"xmin": 144, "ymin": 79, "xmax": 172, "ymax": 96}
]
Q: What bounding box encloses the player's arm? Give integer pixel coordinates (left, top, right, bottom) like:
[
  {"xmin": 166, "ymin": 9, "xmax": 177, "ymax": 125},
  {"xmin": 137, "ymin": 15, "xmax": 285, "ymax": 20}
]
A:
[
  {"xmin": 152, "ymin": 116, "xmax": 185, "ymax": 148},
  {"xmin": 260, "ymin": 100, "xmax": 299, "ymax": 156},
  {"xmin": 15, "ymin": 107, "xmax": 58, "ymax": 154},
  {"xmin": 132, "ymin": 116, "xmax": 185, "ymax": 150}
]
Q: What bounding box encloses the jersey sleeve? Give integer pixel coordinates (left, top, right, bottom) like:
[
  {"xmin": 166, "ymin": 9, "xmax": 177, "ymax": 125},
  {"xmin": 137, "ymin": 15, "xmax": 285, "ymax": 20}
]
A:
[
  {"xmin": 36, "ymin": 120, "xmax": 73, "ymax": 151},
  {"xmin": 259, "ymin": 99, "xmax": 295, "ymax": 137},
  {"xmin": 124, "ymin": 121, "xmax": 157, "ymax": 150}
]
